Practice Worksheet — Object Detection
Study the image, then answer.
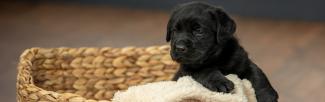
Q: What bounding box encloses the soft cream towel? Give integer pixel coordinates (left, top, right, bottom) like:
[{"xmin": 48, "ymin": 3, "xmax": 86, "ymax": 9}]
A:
[{"xmin": 112, "ymin": 74, "xmax": 257, "ymax": 102}]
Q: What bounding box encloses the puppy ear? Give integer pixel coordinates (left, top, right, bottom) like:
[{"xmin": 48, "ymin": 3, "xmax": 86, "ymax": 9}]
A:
[
  {"xmin": 166, "ymin": 32, "xmax": 171, "ymax": 42},
  {"xmin": 209, "ymin": 7, "xmax": 236, "ymax": 43},
  {"xmin": 166, "ymin": 20, "xmax": 172, "ymax": 42},
  {"xmin": 166, "ymin": 11, "xmax": 177, "ymax": 42},
  {"xmin": 166, "ymin": 5, "xmax": 183, "ymax": 42}
]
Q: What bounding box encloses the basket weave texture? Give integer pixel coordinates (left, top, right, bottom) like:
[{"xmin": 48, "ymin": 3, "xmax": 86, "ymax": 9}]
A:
[{"xmin": 17, "ymin": 45, "xmax": 179, "ymax": 102}]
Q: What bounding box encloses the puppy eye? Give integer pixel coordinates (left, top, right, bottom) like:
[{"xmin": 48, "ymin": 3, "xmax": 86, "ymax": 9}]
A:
[{"xmin": 193, "ymin": 28, "xmax": 204, "ymax": 38}]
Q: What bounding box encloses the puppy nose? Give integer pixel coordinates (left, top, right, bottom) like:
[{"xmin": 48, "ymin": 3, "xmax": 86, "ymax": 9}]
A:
[{"xmin": 175, "ymin": 45, "xmax": 187, "ymax": 52}]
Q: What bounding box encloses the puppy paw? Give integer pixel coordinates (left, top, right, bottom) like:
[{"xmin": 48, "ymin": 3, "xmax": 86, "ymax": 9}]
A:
[
  {"xmin": 256, "ymin": 90, "xmax": 279, "ymax": 102},
  {"xmin": 205, "ymin": 78, "xmax": 234, "ymax": 93}
]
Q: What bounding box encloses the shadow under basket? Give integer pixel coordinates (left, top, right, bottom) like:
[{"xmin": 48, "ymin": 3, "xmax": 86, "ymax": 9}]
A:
[{"xmin": 17, "ymin": 45, "xmax": 179, "ymax": 102}]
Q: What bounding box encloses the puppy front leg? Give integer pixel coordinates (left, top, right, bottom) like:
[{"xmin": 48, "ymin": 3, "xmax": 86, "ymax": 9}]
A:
[
  {"xmin": 246, "ymin": 66, "xmax": 279, "ymax": 102},
  {"xmin": 194, "ymin": 70, "xmax": 234, "ymax": 93}
]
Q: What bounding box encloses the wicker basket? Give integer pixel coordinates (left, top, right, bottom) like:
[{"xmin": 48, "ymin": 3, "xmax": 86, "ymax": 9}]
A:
[{"xmin": 17, "ymin": 45, "xmax": 179, "ymax": 102}]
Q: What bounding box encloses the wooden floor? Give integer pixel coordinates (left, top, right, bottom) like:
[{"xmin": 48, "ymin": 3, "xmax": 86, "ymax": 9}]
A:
[{"xmin": 1, "ymin": 2, "xmax": 325, "ymax": 102}]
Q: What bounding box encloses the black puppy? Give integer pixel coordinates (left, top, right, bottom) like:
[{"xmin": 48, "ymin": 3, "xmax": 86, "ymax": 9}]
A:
[{"xmin": 167, "ymin": 2, "xmax": 278, "ymax": 102}]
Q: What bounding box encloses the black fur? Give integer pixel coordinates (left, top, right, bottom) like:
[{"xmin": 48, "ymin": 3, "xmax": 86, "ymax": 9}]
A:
[{"xmin": 167, "ymin": 2, "xmax": 278, "ymax": 102}]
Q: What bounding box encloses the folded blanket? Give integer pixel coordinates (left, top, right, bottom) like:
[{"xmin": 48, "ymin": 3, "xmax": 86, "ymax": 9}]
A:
[{"xmin": 112, "ymin": 74, "xmax": 257, "ymax": 102}]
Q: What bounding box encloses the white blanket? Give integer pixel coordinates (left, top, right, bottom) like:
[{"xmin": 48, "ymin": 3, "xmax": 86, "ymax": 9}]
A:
[{"xmin": 112, "ymin": 74, "xmax": 257, "ymax": 102}]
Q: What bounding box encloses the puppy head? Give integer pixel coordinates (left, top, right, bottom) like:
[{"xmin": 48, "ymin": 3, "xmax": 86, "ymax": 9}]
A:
[{"xmin": 166, "ymin": 2, "xmax": 236, "ymax": 64}]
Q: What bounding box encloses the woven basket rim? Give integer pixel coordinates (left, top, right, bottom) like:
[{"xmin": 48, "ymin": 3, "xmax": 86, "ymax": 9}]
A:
[
  {"xmin": 17, "ymin": 46, "xmax": 175, "ymax": 102},
  {"xmin": 17, "ymin": 48, "xmax": 86, "ymax": 101}
]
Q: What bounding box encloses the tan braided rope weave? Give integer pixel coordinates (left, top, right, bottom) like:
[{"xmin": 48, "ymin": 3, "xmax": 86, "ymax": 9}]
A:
[{"xmin": 17, "ymin": 45, "xmax": 179, "ymax": 102}]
